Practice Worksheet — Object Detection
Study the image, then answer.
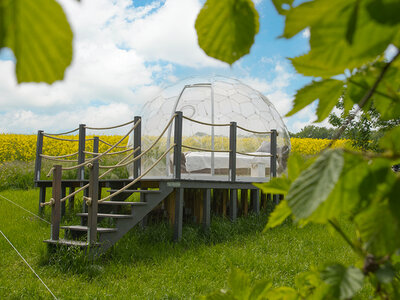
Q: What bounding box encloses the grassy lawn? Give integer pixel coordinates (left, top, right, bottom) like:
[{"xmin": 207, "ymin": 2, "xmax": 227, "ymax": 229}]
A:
[{"xmin": 0, "ymin": 189, "xmax": 371, "ymax": 299}]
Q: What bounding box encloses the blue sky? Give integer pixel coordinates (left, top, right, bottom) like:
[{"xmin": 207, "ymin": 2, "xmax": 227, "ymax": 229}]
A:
[{"xmin": 0, "ymin": 0, "xmax": 321, "ymax": 134}]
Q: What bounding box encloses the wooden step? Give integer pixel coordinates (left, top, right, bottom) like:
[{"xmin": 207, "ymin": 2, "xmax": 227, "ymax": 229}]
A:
[
  {"xmin": 76, "ymin": 213, "xmax": 132, "ymax": 219},
  {"xmin": 44, "ymin": 239, "xmax": 98, "ymax": 247},
  {"xmin": 61, "ymin": 225, "xmax": 117, "ymax": 233},
  {"xmin": 107, "ymin": 189, "xmax": 160, "ymax": 194},
  {"xmin": 98, "ymin": 201, "xmax": 147, "ymax": 206}
]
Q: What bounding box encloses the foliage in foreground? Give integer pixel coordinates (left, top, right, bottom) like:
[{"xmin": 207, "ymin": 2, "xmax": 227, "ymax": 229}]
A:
[{"xmin": 196, "ymin": 0, "xmax": 400, "ymax": 298}]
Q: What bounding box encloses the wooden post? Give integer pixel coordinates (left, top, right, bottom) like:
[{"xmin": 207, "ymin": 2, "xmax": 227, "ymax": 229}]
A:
[
  {"xmin": 270, "ymin": 129, "xmax": 279, "ymax": 204},
  {"xmin": 133, "ymin": 116, "xmax": 141, "ymax": 179},
  {"xmin": 35, "ymin": 130, "xmax": 45, "ymax": 213},
  {"xmin": 229, "ymin": 190, "xmax": 237, "ymax": 221},
  {"xmin": 173, "ymin": 188, "xmax": 184, "ymax": 242},
  {"xmin": 229, "ymin": 122, "xmax": 237, "ymax": 182},
  {"xmin": 173, "ymin": 111, "xmax": 183, "ymax": 180},
  {"xmin": 77, "ymin": 124, "xmax": 86, "ymax": 180},
  {"xmin": 34, "ymin": 130, "xmax": 44, "ymax": 182},
  {"xmin": 51, "ymin": 165, "xmax": 62, "ymax": 241},
  {"xmin": 68, "ymin": 187, "xmax": 75, "ymax": 212},
  {"xmin": 87, "ymin": 159, "xmax": 99, "ymax": 245},
  {"xmin": 61, "ymin": 186, "xmax": 66, "ymax": 217},
  {"xmin": 203, "ymin": 189, "xmax": 211, "ymax": 230},
  {"xmin": 78, "ymin": 124, "xmax": 87, "ymax": 212},
  {"xmin": 251, "ymin": 189, "xmax": 260, "ymax": 214},
  {"xmin": 241, "ymin": 189, "xmax": 249, "ymax": 216}
]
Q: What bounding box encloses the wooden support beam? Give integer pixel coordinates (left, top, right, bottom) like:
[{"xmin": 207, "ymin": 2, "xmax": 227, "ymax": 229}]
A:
[
  {"xmin": 173, "ymin": 188, "xmax": 184, "ymax": 242},
  {"xmin": 133, "ymin": 116, "xmax": 141, "ymax": 179},
  {"xmin": 241, "ymin": 189, "xmax": 248, "ymax": 217},
  {"xmin": 87, "ymin": 159, "xmax": 99, "ymax": 245},
  {"xmin": 251, "ymin": 189, "xmax": 260, "ymax": 214},
  {"xmin": 61, "ymin": 186, "xmax": 66, "ymax": 217},
  {"xmin": 68, "ymin": 187, "xmax": 75, "ymax": 212},
  {"xmin": 51, "ymin": 165, "xmax": 62, "ymax": 240},
  {"xmin": 173, "ymin": 111, "xmax": 183, "ymax": 180},
  {"xmin": 229, "ymin": 189, "xmax": 237, "ymax": 221},
  {"xmin": 203, "ymin": 189, "xmax": 211, "ymax": 230},
  {"xmin": 38, "ymin": 186, "xmax": 46, "ymax": 214}
]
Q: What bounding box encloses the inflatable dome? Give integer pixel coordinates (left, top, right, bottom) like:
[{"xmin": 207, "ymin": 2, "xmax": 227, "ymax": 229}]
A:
[{"xmin": 131, "ymin": 76, "xmax": 290, "ymax": 180}]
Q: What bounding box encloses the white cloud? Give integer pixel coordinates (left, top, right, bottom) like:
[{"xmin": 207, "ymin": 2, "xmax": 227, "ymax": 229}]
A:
[{"xmin": 302, "ymin": 28, "xmax": 310, "ymax": 39}]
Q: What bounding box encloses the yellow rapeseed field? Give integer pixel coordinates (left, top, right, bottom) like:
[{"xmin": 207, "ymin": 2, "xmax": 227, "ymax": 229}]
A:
[{"xmin": 0, "ymin": 134, "xmax": 352, "ymax": 162}]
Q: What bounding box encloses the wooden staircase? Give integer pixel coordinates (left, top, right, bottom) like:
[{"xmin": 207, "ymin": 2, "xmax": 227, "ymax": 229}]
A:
[{"xmin": 44, "ymin": 181, "xmax": 173, "ymax": 256}]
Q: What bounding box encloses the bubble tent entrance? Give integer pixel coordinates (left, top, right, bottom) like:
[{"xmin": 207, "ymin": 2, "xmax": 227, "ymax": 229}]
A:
[{"xmin": 132, "ymin": 76, "xmax": 291, "ymax": 181}]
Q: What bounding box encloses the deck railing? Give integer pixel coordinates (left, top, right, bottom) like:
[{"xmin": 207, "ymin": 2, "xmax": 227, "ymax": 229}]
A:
[{"xmin": 36, "ymin": 111, "xmax": 279, "ymax": 244}]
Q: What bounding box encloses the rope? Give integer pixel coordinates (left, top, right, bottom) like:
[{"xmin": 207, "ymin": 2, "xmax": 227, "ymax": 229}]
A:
[
  {"xmin": 45, "ymin": 127, "xmax": 79, "ymax": 136},
  {"xmin": 60, "ymin": 119, "xmax": 142, "ymax": 171},
  {"xmin": 98, "ymin": 139, "xmax": 127, "ymax": 149},
  {"xmin": 84, "ymin": 146, "xmax": 139, "ymax": 156},
  {"xmin": 40, "ymin": 152, "xmax": 79, "ymax": 159},
  {"xmin": 0, "ymin": 195, "xmax": 50, "ymax": 224},
  {"xmin": 236, "ymin": 125, "xmax": 272, "ymax": 135},
  {"xmin": 236, "ymin": 151, "xmax": 273, "ymax": 157},
  {"xmin": 41, "ymin": 158, "xmax": 78, "ymax": 163},
  {"xmin": 182, "ymin": 116, "xmax": 230, "ymax": 127},
  {"xmin": 0, "ymin": 230, "xmax": 58, "ymax": 299},
  {"xmin": 42, "ymin": 134, "xmax": 79, "ymax": 142},
  {"xmin": 182, "ymin": 144, "xmax": 230, "ymax": 153},
  {"xmin": 98, "ymin": 144, "xmax": 175, "ymax": 203},
  {"xmin": 85, "ymin": 119, "xmax": 136, "ymax": 130}
]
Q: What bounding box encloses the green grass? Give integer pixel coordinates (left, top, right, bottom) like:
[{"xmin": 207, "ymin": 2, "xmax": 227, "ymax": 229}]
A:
[{"xmin": 0, "ymin": 188, "xmax": 372, "ymax": 299}]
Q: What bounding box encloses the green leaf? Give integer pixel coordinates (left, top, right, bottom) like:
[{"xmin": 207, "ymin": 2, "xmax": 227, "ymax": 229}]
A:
[
  {"xmin": 228, "ymin": 268, "xmax": 251, "ymax": 299},
  {"xmin": 346, "ymin": 63, "xmax": 400, "ymax": 120},
  {"xmin": 271, "ymin": 0, "xmax": 293, "ymax": 15},
  {"xmin": 282, "ymin": 0, "xmax": 345, "ymax": 39},
  {"xmin": 346, "ymin": 0, "xmax": 360, "ymax": 44},
  {"xmin": 286, "ymin": 79, "xmax": 343, "ymax": 122},
  {"xmin": 195, "ymin": 0, "xmax": 259, "ymax": 65},
  {"xmin": 254, "ymin": 177, "xmax": 291, "ymax": 196},
  {"xmin": 376, "ymin": 262, "xmax": 396, "ymax": 284},
  {"xmin": 286, "ymin": 149, "xmax": 344, "ymax": 220},
  {"xmin": 366, "ymin": 0, "xmax": 400, "ymax": 25},
  {"xmin": 248, "ymin": 280, "xmax": 272, "ymax": 300},
  {"xmin": 289, "ymin": 0, "xmax": 399, "ymax": 77},
  {"xmin": 265, "ymin": 287, "xmax": 298, "ymax": 300},
  {"xmin": 320, "ymin": 264, "xmax": 364, "ymax": 299},
  {"xmin": 380, "ymin": 126, "xmax": 400, "ymax": 154},
  {"xmin": 355, "ymin": 201, "xmax": 400, "ymax": 257},
  {"xmin": 265, "ymin": 200, "xmax": 292, "ymax": 230},
  {"xmin": 1, "ymin": 0, "xmax": 73, "ymax": 83},
  {"xmin": 307, "ymin": 152, "xmax": 368, "ymax": 223}
]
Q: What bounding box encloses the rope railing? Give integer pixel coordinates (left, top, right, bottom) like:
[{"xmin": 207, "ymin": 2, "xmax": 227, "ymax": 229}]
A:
[
  {"xmin": 57, "ymin": 118, "xmax": 142, "ymax": 171},
  {"xmin": 42, "ymin": 134, "xmax": 80, "ymax": 142},
  {"xmin": 41, "ymin": 158, "xmax": 79, "ymax": 163},
  {"xmin": 41, "ymin": 115, "xmax": 176, "ymax": 206},
  {"xmin": 40, "ymin": 152, "xmax": 79, "ymax": 159},
  {"xmin": 94, "ymin": 144, "xmax": 175, "ymax": 204},
  {"xmin": 98, "ymin": 138, "xmax": 127, "ymax": 149},
  {"xmin": 236, "ymin": 151, "xmax": 273, "ymax": 157},
  {"xmin": 182, "ymin": 144, "xmax": 230, "ymax": 153},
  {"xmin": 83, "ymin": 146, "xmax": 137, "ymax": 156},
  {"xmin": 44, "ymin": 127, "xmax": 79, "ymax": 136},
  {"xmin": 85, "ymin": 119, "xmax": 136, "ymax": 130},
  {"xmin": 236, "ymin": 125, "xmax": 273, "ymax": 135},
  {"xmin": 182, "ymin": 116, "xmax": 230, "ymax": 127}
]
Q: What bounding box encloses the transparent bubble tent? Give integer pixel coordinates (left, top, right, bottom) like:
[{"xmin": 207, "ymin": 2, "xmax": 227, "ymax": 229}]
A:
[{"xmin": 131, "ymin": 76, "xmax": 291, "ymax": 180}]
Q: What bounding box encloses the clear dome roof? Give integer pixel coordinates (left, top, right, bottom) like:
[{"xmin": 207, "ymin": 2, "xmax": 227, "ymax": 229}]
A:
[{"xmin": 134, "ymin": 76, "xmax": 290, "ymax": 179}]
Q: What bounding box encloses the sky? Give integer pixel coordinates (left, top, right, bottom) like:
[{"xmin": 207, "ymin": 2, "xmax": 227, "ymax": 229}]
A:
[{"xmin": 0, "ymin": 0, "xmax": 322, "ymax": 134}]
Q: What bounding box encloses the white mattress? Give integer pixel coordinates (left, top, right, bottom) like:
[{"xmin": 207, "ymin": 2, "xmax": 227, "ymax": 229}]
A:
[{"xmin": 185, "ymin": 152, "xmax": 271, "ymax": 172}]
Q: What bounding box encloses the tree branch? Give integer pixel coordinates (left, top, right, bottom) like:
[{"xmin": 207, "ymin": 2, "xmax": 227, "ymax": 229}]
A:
[{"xmin": 328, "ymin": 50, "xmax": 400, "ymax": 148}]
